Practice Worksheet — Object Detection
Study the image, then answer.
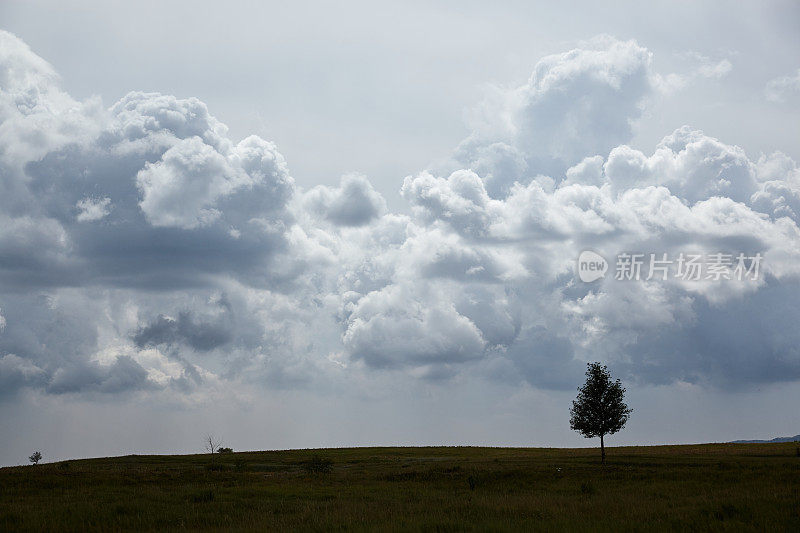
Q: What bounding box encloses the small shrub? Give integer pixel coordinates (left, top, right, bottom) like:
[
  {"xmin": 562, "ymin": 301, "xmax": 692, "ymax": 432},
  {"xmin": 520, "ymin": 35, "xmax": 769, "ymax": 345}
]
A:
[
  {"xmin": 301, "ymin": 455, "xmax": 333, "ymax": 474},
  {"xmin": 218, "ymin": 447, "xmax": 233, "ymax": 454},
  {"xmin": 28, "ymin": 451, "xmax": 42, "ymax": 465}
]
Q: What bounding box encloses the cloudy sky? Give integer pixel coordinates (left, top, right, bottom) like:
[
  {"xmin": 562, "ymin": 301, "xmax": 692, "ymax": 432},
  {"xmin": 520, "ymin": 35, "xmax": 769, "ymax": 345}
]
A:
[{"xmin": 1, "ymin": 0, "xmax": 799, "ymax": 465}]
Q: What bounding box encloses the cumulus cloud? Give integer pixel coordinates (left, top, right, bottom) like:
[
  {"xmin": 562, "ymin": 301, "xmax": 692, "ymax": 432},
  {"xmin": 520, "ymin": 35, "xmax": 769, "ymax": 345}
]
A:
[
  {"xmin": 603, "ymin": 126, "xmax": 758, "ymax": 203},
  {"xmin": 302, "ymin": 173, "xmax": 386, "ymax": 226},
  {"xmin": 453, "ymin": 36, "xmax": 655, "ymax": 196},
  {"xmin": 134, "ymin": 133, "xmax": 291, "ymax": 230},
  {"xmin": 2, "ymin": 29, "xmax": 800, "ymax": 401},
  {"xmin": 137, "ymin": 137, "xmax": 232, "ymax": 229},
  {"xmin": 397, "ymin": 123, "xmax": 800, "ymax": 384},
  {"xmin": 0, "ymin": 31, "xmax": 103, "ymax": 170},
  {"xmin": 341, "ymin": 283, "xmax": 487, "ymax": 377}
]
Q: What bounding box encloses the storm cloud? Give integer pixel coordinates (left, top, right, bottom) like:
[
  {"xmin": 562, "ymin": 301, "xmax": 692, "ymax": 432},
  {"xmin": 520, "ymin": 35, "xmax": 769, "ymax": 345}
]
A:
[{"xmin": 2, "ymin": 28, "xmax": 800, "ymax": 406}]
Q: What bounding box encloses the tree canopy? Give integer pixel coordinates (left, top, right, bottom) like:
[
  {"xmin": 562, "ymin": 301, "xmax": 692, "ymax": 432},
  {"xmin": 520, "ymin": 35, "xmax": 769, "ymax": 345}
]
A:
[{"xmin": 569, "ymin": 362, "xmax": 632, "ymax": 462}]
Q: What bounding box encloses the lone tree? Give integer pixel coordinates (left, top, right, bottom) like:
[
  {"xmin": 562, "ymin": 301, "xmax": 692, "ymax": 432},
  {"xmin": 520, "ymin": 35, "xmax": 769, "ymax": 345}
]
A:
[
  {"xmin": 569, "ymin": 362, "xmax": 632, "ymax": 463},
  {"xmin": 204, "ymin": 434, "xmax": 223, "ymax": 455},
  {"xmin": 29, "ymin": 451, "xmax": 42, "ymax": 465}
]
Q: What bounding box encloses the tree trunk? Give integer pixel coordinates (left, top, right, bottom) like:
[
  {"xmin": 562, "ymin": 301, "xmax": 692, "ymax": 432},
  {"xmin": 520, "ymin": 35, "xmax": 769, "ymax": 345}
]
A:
[{"xmin": 600, "ymin": 434, "xmax": 605, "ymax": 464}]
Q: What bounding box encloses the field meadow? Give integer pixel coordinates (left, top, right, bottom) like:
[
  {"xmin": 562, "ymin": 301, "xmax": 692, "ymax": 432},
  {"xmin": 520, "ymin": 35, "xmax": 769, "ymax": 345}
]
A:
[{"xmin": 1, "ymin": 442, "xmax": 799, "ymax": 531}]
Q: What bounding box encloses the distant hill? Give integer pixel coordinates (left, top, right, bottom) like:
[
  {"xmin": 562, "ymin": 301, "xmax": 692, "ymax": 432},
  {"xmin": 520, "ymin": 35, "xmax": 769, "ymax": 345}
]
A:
[{"xmin": 730, "ymin": 434, "xmax": 800, "ymax": 444}]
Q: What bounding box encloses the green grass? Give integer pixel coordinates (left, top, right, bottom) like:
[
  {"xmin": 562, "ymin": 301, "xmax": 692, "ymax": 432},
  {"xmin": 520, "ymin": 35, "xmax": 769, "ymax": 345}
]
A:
[{"xmin": 2, "ymin": 443, "xmax": 799, "ymax": 531}]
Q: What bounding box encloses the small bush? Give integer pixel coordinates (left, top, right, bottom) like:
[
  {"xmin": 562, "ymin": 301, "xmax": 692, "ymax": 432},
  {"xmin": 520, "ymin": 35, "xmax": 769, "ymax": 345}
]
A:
[
  {"xmin": 218, "ymin": 447, "xmax": 233, "ymax": 454},
  {"xmin": 301, "ymin": 455, "xmax": 333, "ymax": 474},
  {"xmin": 28, "ymin": 451, "xmax": 42, "ymax": 465}
]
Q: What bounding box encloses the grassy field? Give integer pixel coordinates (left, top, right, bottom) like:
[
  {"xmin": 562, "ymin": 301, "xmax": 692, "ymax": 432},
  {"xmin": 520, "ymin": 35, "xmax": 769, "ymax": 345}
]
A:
[{"xmin": 1, "ymin": 443, "xmax": 799, "ymax": 531}]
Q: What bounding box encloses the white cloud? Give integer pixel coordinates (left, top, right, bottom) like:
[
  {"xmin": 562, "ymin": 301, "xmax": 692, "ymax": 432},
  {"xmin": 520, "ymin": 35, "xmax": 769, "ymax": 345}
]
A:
[
  {"xmin": 108, "ymin": 91, "xmax": 232, "ymax": 154},
  {"xmin": 654, "ymin": 52, "xmax": 733, "ymax": 93},
  {"xmin": 136, "ymin": 137, "xmax": 233, "ymax": 229},
  {"xmin": 765, "ymin": 68, "xmax": 800, "ymax": 103},
  {"xmin": 302, "ymin": 173, "xmax": 386, "ymax": 226},
  {"xmin": 341, "ymin": 283, "xmax": 487, "ymax": 377},
  {"xmin": 454, "ymin": 36, "xmax": 655, "ymax": 196},
  {"xmin": 136, "ymin": 134, "xmax": 292, "ymax": 230},
  {"xmin": 76, "ymin": 196, "xmax": 112, "ymax": 222},
  {"xmin": 694, "ymin": 57, "xmax": 732, "ymax": 79},
  {"xmin": 0, "ymin": 31, "xmax": 104, "ymax": 211},
  {"xmin": 603, "ymin": 126, "xmax": 757, "ymax": 203}
]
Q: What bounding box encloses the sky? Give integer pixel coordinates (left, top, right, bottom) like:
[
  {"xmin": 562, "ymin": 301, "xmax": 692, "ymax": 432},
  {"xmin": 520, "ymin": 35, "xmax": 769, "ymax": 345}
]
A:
[{"xmin": 1, "ymin": 0, "xmax": 800, "ymax": 466}]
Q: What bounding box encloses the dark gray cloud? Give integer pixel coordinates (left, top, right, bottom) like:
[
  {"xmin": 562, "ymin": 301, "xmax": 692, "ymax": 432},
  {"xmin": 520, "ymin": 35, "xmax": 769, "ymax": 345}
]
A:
[
  {"xmin": 0, "ymin": 353, "xmax": 48, "ymax": 398},
  {"xmin": 615, "ymin": 279, "xmax": 800, "ymax": 388},
  {"xmin": 9, "ymin": 101, "xmax": 297, "ymax": 292},
  {"xmin": 46, "ymin": 356, "xmax": 153, "ymax": 395},
  {"xmin": 133, "ymin": 311, "xmax": 233, "ymax": 352},
  {"xmin": 504, "ymin": 327, "xmax": 585, "ymax": 390},
  {"xmin": 0, "ymin": 292, "xmax": 156, "ymax": 397}
]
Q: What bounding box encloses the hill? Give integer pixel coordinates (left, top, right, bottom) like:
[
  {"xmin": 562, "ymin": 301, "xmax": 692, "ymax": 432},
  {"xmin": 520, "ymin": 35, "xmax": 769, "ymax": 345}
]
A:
[
  {"xmin": 730, "ymin": 434, "xmax": 800, "ymax": 444},
  {"xmin": 1, "ymin": 443, "xmax": 799, "ymax": 531}
]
